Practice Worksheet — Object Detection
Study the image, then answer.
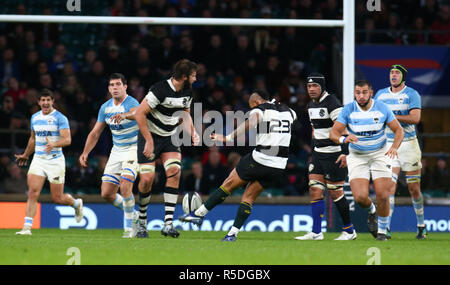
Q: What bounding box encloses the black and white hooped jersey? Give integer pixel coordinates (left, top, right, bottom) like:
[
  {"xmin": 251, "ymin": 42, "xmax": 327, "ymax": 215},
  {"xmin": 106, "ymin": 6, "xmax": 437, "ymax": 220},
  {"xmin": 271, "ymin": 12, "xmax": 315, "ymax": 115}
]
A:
[
  {"xmin": 144, "ymin": 79, "xmax": 193, "ymax": 137},
  {"xmin": 307, "ymin": 92, "xmax": 343, "ymax": 153},
  {"xmin": 250, "ymin": 102, "xmax": 297, "ymax": 169}
]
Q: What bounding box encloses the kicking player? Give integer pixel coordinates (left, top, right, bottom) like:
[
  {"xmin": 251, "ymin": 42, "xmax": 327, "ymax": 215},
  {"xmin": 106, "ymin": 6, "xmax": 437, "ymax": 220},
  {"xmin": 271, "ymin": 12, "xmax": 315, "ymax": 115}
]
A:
[
  {"xmin": 179, "ymin": 90, "xmax": 297, "ymax": 242},
  {"xmin": 295, "ymin": 73, "xmax": 356, "ymax": 241},
  {"xmin": 330, "ymin": 80, "xmax": 404, "ymax": 241},
  {"xmin": 374, "ymin": 64, "xmax": 426, "ymax": 239},
  {"xmin": 15, "ymin": 89, "xmax": 83, "ymax": 235},
  {"xmin": 79, "ymin": 73, "xmax": 139, "ymax": 238},
  {"xmin": 134, "ymin": 59, "xmax": 199, "ymax": 238}
]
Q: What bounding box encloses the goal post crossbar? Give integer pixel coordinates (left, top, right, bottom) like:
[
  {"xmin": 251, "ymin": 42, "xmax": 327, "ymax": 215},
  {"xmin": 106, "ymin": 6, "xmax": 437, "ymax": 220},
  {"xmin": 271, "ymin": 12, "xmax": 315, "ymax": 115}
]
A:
[
  {"xmin": 0, "ymin": 15, "xmax": 345, "ymax": 27},
  {"xmin": 0, "ymin": 1, "xmax": 354, "ymax": 104}
]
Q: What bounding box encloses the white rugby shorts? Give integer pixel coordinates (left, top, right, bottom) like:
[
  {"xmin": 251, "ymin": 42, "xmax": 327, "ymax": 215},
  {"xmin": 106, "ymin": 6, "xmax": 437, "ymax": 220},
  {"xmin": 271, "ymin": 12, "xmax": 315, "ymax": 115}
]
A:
[
  {"xmin": 28, "ymin": 155, "xmax": 66, "ymax": 184},
  {"xmin": 103, "ymin": 147, "xmax": 138, "ymax": 185},
  {"xmin": 386, "ymin": 138, "xmax": 422, "ymax": 171},
  {"xmin": 347, "ymin": 146, "xmax": 392, "ymax": 181}
]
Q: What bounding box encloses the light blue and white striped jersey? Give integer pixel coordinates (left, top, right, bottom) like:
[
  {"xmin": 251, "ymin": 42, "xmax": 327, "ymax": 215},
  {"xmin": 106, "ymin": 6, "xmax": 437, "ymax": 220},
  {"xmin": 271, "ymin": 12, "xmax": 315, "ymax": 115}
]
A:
[
  {"xmin": 97, "ymin": 95, "xmax": 139, "ymax": 150},
  {"xmin": 31, "ymin": 109, "xmax": 70, "ymax": 159},
  {"xmin": 337, "ymin": 100, "xmax": 396, "ymax": 153},
  {"xmin": 374, "ymin": 86, "xmax": 421, "ymax": 142}
]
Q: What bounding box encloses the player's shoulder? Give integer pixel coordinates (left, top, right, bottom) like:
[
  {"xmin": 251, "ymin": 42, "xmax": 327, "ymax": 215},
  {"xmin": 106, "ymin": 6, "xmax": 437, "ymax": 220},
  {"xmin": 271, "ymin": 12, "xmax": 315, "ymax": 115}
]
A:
[
  {"xmin": 324, "ymin": 92, "xmax": 341, "ymax": 104},
  {"xmin": 255, "ymin": 102, "xmax": 273, "ymax": 111},
  {"xmin": 323, "ymin": 93, "xmax": 343, "ymax": 110},
  {"xmin": 31, "ymin": 110, "xmax": 42, "ymax": 120},
  {"xmin": 404, "ymin": 86, "xmax": 420, "ymax": 96},
  {"xmin": 124, "ymin": 94, "xmax": 139, "ymax": 105},
  {"xmin": 53, "ymin": 109, "xmax": 69, "ymax": 120},
  {"xmin": 373, "ymin": 99, "xmax": 391, "ymax": 112},
  {"xmin": 374, "ymin": 87, "xmax": 390, "ymax": 98},
  {"xmin": 99, "ymin": 98, "xmax": 113, "ymax": 110},
  {"xmin": 149, "ymin": 80, "xmax": 171, "ymax": 100}
]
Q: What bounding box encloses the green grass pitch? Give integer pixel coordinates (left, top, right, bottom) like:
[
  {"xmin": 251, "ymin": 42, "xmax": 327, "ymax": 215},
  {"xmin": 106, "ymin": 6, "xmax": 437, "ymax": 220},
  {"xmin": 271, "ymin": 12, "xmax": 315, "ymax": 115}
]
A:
[{"xmin": 1, "ymin": 229, "xmax": 449, "ymax": 265}]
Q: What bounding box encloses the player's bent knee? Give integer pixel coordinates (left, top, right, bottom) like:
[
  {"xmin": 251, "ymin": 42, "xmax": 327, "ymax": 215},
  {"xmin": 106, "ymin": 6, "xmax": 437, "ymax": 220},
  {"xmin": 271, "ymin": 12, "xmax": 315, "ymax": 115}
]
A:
[
  {"xmin": 51, "ymin": 193, "xmax": 64, "ymax": 204},
  {"xmin": 353, "ymin": 192, "xmax": 367, "ymax": 204},
  {"xmin": 101, "ymin": 191, "xmax": 114, "ymax": 201},
  {"xmin": 28, "ymin": 188, "xmax": 41, "ymax": 199}
]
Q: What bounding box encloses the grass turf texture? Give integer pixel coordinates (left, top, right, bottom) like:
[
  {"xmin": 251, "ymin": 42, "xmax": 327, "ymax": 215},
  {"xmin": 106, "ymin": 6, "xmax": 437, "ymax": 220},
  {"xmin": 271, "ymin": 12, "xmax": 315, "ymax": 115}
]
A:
[{"xmin": 1, "ymin": 229, "xmax": 449, "ymax": 265}]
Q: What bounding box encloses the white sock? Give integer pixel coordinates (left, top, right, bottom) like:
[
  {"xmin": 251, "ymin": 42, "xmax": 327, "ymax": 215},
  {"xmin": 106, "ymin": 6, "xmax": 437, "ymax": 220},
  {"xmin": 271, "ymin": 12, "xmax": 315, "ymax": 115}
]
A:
[
  {"xmin": 24, "ymin": 217, "xmax": 33, "ymax": 229},
  {"xmin": 365, "ymin": 202, "xmax": 376, "ymax": 214},
  {"xmin": 195, "ymin": 205, "xmax": 209, "ymax": 217},
  {"xmin": 113, "ymin": 193, "xmax": 124, "ymax": 210},
  {"xmin": 227, "ymin": 226, "xmax": 240, "ymax": 237}
]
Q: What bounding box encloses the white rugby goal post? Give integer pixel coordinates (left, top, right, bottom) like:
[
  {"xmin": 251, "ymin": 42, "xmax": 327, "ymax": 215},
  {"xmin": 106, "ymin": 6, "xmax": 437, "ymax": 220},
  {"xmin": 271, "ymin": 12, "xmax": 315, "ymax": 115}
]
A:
[{"xmin": 0, "ymin": 1, "xmax": 355, "ymax": 104}]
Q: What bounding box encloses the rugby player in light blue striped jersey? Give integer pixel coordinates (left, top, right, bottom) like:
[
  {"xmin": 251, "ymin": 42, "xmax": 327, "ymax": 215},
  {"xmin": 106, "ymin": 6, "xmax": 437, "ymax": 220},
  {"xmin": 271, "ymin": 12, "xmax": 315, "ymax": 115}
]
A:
[
  {"xmin": 330, "ymin": 80, "xmax": 404, "ymax": 241},
  {"xmin": 15, "ymin": 89, "xmax": 83, "ymax": 235},
  {"xmin": 374, "ymin": 64, "xmax": 426, "ymax": 239},
  {"xmin": 79, "ymin": 73, "xmax": 139, "ymax": 238}
]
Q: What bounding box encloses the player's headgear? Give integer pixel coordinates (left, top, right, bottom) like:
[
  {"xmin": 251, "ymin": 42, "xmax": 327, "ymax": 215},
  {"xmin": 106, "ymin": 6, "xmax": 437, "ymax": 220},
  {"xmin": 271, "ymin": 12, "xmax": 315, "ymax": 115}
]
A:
[
  {"xmin": 306, "ymin": 73, "xmax": 326, "ymax": 95},
  {"xmin": 390, "ymin": 64, "xmax": 407, "ymax": 83}
]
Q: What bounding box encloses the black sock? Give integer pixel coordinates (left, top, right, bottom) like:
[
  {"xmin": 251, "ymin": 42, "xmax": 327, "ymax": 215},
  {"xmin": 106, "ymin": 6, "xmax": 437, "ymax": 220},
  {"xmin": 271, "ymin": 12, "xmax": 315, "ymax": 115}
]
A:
[
  {"xmin": 204, "ymin": 186, "xmax": 230, "ymax": 211},
  {"xmin": 232, "ymin": 202, "xmax": 252, "ymax": 229},
  {"xmin": 334, "ymin": 195, "xmax": 352, "ymax": 227}
]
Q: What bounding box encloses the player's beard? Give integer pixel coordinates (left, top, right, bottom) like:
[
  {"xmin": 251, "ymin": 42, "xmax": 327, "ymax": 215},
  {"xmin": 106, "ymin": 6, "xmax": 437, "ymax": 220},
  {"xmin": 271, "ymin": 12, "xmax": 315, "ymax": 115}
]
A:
[
  {"xmin": 181, "ymin": 78, "xmax": 192, "ymax": 91},
  {"xmin": 356, "ymin": 97, "xmax": 370, "ymax": 108}
]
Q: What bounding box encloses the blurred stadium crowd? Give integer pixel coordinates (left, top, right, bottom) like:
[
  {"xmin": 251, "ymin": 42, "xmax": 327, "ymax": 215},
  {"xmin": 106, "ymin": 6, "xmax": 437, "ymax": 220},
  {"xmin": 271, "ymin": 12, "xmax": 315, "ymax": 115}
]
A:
[{"xmin": 0, "ymin": 0, "xmax": 449, "ymax": 196}]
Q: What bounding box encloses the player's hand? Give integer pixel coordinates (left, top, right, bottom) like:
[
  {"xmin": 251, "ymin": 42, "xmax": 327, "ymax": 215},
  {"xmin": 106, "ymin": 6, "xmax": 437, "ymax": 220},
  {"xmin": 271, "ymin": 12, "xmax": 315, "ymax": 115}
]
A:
[
  {"xmin": 79, "ymin": 153, "xmax": 89, "ymax": 168},
  {"xmin": 143, "ymin": 140, "xmax": 155, "ymax": 160},
  {"xmin": 45, "ymin": 137, "xmax": 54, "ymax": 154},
  {"xmin": 14, "ymin": 153, "xmax": 29, "ymax": 166},
  {"xmin": 336, "ymin": 154, "xmax": 347, "ymax": 168},
  {"xmin": 344, "ymin": 134, "xmax": 358, "ymax": 144},
  {"xmin": 192, "ymin": 131, "xmax": 200, "ymax": 146},
  {"xmin": 210, "ymin": 133, "xmax": 226, "ymax": 143},
  {"xmin": 385, "ymin": 147, "xmax": 399, "ymax": 159},
  {"xmin": 110, "ymin": 113, "xmax": 125, "ymax": 124}
]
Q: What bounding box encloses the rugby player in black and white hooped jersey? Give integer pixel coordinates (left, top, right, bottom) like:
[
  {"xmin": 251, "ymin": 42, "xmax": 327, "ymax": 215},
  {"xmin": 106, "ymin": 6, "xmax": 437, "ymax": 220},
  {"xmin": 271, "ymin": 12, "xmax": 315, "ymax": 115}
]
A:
[
  {"xmin": 295, "ymin": 73, "xmax": 356, "ymax": 241},
  {"xmin": 179, "ymin": 90, "xmax": 297, "ymax": 242},
  {"xmin": 134, "ymin": 59, "xmax": 200, "ymax": 238}
]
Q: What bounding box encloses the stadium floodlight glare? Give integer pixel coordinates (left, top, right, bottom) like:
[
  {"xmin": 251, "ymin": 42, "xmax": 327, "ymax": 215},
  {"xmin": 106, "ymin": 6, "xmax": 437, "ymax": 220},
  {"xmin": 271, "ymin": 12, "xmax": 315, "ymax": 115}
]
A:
[{"xmin": 0, "ymin": 1, "xmax": 354, "ymax": 103}]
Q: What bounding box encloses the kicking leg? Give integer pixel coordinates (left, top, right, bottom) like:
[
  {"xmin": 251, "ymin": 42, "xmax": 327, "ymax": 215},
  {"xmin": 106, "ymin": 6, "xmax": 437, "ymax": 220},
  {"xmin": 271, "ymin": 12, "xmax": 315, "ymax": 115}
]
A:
[{"xmin": 223, "ymin": 181, "xmax": 264, "ymax": 241}]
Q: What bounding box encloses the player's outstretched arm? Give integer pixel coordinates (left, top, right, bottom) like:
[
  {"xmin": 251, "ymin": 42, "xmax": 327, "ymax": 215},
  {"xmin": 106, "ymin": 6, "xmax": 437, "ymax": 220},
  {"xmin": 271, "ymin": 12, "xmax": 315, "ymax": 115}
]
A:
[
  {"xmin": 385, "ymin": 119, "xmax": 404, "ymax": 159},
  {"xmin": 15, "ymin": 130, "xmax": 36, "ymax": 166},
  {"xmin": 211, "ymin": 111, "xmax": 261, "ymax": 143},
  {"xmin": 135, "ymin": 100, "xmax": 154, "ymax": 159},
  {"xmin": 79, "ymin": 122, "xmax": 105, "ymax": 167}
]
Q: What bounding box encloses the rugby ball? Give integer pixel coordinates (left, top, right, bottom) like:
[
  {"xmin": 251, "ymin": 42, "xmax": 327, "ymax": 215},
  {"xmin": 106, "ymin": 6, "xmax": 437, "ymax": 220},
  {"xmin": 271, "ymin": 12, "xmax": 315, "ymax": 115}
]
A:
[{"xmin": 182, "ymin": 192, "xmax": 202, "ymax": 214}]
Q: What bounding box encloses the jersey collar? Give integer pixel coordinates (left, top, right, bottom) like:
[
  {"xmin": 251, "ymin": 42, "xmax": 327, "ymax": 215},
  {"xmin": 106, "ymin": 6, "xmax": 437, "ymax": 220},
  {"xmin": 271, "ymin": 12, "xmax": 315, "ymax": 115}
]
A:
[
  {"xmin": 389, "ymin": 85, "xmax": 407, "ymax": 95},
  {"xmin": 355, "ymin": 99, "xmax": 374, "ymax": 113},
  {"xmin": 41, "ymin": 109, "xmax": 56, "ymax": 116},
  {"xmin": 319, "ymin": 91, "xmax": 329, "ymax": 103},
  {"xmin": 113, "ymin": 94, "xmax": 128, "ymax": 107},
  {"xmin": 167, "ymin": 78, "xmax": 176, "ymax": 92}
]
